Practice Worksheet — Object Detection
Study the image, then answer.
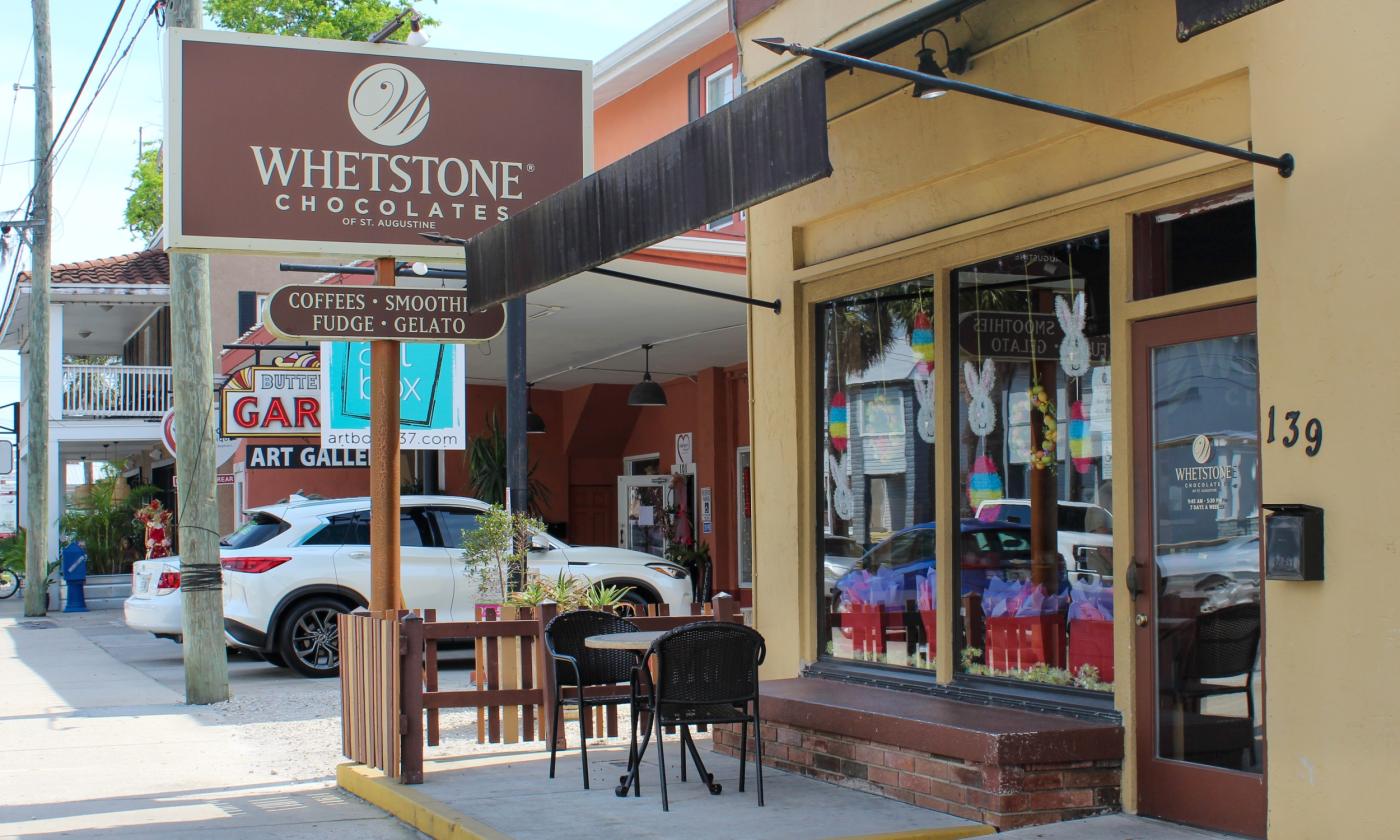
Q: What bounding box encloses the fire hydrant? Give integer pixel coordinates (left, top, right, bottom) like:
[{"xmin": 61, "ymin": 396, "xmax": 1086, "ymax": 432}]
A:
[{"xmin": 61, "ymin": 539, "xmax": 88, "ymax": 612}]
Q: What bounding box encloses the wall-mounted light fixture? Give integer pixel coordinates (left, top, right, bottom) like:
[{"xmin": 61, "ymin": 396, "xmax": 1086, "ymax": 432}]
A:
[
  {"xmin": 368, "ymin": 7, "xmax": 428, "ymax": 46},
  {"xmin": 526, "ymin": 383, "xmax": 546, "ymax": 434},
  {"xmin": 627, "ymin": 345, "xmax": 668, "ymax": 407},
  {"xmin": 913, "ymin": 29, "xmax": 968, "ymax": 100}
]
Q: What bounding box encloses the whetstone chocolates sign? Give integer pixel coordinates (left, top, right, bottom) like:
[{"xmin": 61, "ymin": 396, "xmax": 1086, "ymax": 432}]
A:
[
  {"xmin": 164, "ymin": 30, "xmax": 591, "ymax": 259},
  {"xmin": 263, "ymin": 285, "xmax": 505, "ymax": 342}
]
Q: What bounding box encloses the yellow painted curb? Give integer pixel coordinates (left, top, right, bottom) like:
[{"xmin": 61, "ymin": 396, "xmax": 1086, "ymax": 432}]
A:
[
  {"xmin": 825, "ymin": 826, "xmax": 997, "ymax": 840},
  {"xmin": 337, "ymin": 763, "xmax": 513, "ymax": 840}
]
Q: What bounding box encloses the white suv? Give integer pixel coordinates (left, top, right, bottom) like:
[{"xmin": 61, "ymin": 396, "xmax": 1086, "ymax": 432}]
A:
[{"xmin": 125, "ymin": 495, "xmax": 692, "ymax": 677}]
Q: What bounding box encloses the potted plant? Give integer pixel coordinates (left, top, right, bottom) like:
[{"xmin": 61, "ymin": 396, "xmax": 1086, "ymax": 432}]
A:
[{"xmin": 60, "ymin": 467, "xmax": 159, "ymax": 576}]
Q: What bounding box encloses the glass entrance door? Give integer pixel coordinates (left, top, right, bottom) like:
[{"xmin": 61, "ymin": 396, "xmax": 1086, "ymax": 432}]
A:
[
  {"xmin": 617, "ymin": 474, "xmax": 672, "ymax": 557},
  {"xmin": 1132, "ymin": 303, "xmax": 1265, "ymax": 837}
]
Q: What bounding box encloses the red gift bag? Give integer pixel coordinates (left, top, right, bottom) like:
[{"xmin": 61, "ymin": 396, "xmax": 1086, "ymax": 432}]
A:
[
  {"xmin": 984, "ymin": 612, "xmax": 1067, "ymax": 671},
  {"xmin": 1068, "ymin": 618, "xmax": 1114, "ymax": 682}
]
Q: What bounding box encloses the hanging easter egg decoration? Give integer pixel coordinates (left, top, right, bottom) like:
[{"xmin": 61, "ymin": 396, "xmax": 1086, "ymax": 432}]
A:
[
  {"xmin": 1069, "ymin": 399, "xmax": 1092, "ymax": 474},
  {"xmin": 829, "ymin": 391, "xmax": 849, "ymax": 453},
  {"xmin": 1028, "ymin": 384, "xmax": 1057, "ymax": 472},
  {"xmin": 968, "ymin": 452, "xmax": 1005, "ymax": 507},
  {"xmin": 911, "ymin": 311, "xmax": 935, "ymax": 372}
]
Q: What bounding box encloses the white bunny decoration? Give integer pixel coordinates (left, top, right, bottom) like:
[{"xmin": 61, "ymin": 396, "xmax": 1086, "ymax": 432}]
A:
[
  {"xmin": 913, "ymin": 368, "xmax": 935, "ymax": 443},
  {"xmin": 828, "ymin": 451, "xmax": 854, "ymax": 521},
  {"xmin": 1056, "ymin": 291, "xmax": 1090, "ymax": 378},
  {"xmin": 964, "ymin": 358, "xmax": 997, "ymax": 438}
]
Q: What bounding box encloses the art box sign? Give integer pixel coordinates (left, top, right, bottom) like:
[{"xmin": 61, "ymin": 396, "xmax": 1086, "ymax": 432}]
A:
[
  {"xmin": 321, "ymin": 341, "xmax": 466, "ymax": 450},
  {"xmin": 164, "ymin": 29, "xmax": 591, "ymax": 259}
]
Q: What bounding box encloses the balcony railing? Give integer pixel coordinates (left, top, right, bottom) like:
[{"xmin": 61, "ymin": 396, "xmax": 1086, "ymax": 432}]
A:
[{"xmin": 62, "ymin": 364, "xmax": 172, "ymax": 418}]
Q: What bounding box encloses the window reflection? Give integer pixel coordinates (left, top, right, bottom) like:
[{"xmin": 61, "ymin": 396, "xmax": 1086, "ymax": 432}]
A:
[
  {"xmin": 820, "ymin": 279, "xmax": 938, "ymax": 669},
  {"xmin": 954, "ymin": 233, "xmax": 1114, "ymax": 691}
]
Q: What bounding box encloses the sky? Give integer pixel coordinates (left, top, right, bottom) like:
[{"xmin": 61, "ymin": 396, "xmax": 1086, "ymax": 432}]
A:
[{"xmin": 0, "ymin": 0, "xmax": 695, "ymax": 410}]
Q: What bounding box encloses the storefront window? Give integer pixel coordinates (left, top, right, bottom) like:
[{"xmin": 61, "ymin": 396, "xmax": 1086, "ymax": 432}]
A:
[
  {"xmin": 819, "ymin": 278, "xmax": 938, "ymax": 669},
  {"xmin": 953, "ymin": 233, "xmax": 1114, "ymax": 691}
]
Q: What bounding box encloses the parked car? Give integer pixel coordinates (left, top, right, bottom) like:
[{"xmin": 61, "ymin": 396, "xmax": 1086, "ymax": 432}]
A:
[
  {"xmin": 829, "ymin": 518, "xmax": 1067, "ymax": 610},
  {"xmin": 822, "ymin": 534, "xmax": 865, "ymax": 591},
  {"xmin": 125, "ymin": 495, "xmax": 692, "ymax": 677},
  {"xmin": 974, "ymin": 498, "xmax": 1113, "ymax": 580}
]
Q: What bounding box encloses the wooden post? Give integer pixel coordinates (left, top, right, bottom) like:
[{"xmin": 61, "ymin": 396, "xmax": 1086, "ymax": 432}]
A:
[
  {"xmin": 714, "ymin": 591, "xmax": 740, "ymax": 624},
  {"xmin": 400, "ymin": 613, "xmax": 424, "ymax": 784},
  {"xmin": 22, "ymin": 0, "xmax": 52, "ymax": 618},
  {"xmin": 535, "ymin": 600, "xmax": 565, "ymax": 748},
  {"xmin": 168, "ymin": 0, "xmax": 228, "ymax": 705},
  {"xmin": 369, "ymin": 257, "xmax": 401, "ymax": 611}
]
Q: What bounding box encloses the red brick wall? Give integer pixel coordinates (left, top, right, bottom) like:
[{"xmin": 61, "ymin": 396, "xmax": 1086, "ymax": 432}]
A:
[{"xmin": 713, "ymin": 721, "xmax": 1120, "ymax": 830}]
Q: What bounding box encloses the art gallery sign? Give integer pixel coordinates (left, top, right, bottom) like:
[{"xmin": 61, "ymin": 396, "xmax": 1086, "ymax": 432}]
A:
[{"xmin": 164, "ymin": 29, "xmax": 591, "ymax": 259}]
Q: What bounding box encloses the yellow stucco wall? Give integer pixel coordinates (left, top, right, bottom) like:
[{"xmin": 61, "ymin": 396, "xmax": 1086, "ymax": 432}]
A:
[{"xmin": 739, "ymin": 1, "xmax": 1400, "ymax": 836}]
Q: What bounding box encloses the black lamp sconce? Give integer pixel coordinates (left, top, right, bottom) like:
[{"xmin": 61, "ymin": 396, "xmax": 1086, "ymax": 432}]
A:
[{"xmin": 913, "ymin": 29, "xmax": 969, "ymax": 99}]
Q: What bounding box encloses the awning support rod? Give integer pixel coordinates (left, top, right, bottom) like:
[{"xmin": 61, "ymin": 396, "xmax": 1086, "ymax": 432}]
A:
[
  {"xmin": 278, "ymin": 262, "xmax": 466, "ymax": 281},
  {"xmin": 279, "ymin": 260, "xmax": 782, "ymax": 313},
  {"xmin": 588, "ymin": 266, "xmax": 781, "ymax": 313},
  {"xmin": 754, "ymin": 38, "xmax": 1295, "ymax": 177}
]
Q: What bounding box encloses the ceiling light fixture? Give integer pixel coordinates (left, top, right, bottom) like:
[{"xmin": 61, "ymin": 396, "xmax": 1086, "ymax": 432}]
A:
[
  {"xmin": 912, "ymin": 29, "xmax": 968, "ymax": 100},
  {"xmin": 627, "ymin": 345, "xmax": 668, "ymax": 407}
]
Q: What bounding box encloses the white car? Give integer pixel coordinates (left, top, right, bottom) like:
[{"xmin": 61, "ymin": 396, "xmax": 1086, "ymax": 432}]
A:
[{"xmin": 125, "ymin": 495, "xmax": 692, "ymax": 677}]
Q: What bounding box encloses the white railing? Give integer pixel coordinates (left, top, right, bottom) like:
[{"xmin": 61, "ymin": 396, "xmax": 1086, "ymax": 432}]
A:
[{"xmin": 62, "ymin": 364, "xmax": 173, "ymax": 418}]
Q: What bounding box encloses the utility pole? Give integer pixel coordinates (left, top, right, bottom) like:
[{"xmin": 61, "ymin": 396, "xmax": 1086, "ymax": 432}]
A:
[
  {"xmin": 506, "ymin": 298, "xmax": 527, "ymax": 520},
  {"xmin": 167, "ymin": 0, "xmax": 228, "ymax": 704},
  {"xmin": 23, "ymin": 0, "xmax": 52, "ymax": 618}
]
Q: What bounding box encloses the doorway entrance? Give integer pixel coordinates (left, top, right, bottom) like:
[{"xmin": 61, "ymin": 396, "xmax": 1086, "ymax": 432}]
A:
[
  {"xmin": 617, "ymin": 474, "xmax": 672, "ymax": 557},
  {"xmin": 1132, "ymin": 302, "xmax": 1265, "ymax": 837}
]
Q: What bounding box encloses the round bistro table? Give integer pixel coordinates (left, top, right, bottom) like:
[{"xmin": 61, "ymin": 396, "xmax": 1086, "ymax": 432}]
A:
[{"xmin": 585, "ymin": 629, "xmax": 668, "ymax": 797}]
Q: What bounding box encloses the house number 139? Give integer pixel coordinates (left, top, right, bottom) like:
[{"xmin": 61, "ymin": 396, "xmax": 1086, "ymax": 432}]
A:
[{"xmin": 1266, "ymin": 406, "xmax": 1322, "ymax": 456}]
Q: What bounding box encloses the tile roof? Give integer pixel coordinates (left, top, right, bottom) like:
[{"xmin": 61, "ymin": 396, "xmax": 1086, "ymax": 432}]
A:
[{"xmin": 18, "ymin": 249, "xmax": 168, "ymax": 286}]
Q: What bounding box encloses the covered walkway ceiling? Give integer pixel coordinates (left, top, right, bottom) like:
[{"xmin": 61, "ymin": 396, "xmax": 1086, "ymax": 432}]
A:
[{"xmin": 457, "ymin": 255, "xmax": 747, "ymax": 390}]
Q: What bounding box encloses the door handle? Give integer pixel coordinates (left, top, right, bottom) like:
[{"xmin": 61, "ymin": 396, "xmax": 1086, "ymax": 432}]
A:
[
  {"xmin": 349, "ymin": 551, "xmax": 370, "ymax": 560},
  {"xmin": 1125, "ymin": 559, "xmax": 1143, "ymax": 600}
]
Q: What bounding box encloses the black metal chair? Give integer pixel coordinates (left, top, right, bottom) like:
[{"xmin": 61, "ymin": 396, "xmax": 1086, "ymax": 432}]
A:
[
  {"xmin": 1169, "ymin": 602, "xmax": 1262, "ymax": 766},
  {"xmin": 543, "ymin": 610, "xmax": 640, "ymax": 788},
  {"xmin": 638, "ymin": 621, "xmax": 766, "ymax": 812}
]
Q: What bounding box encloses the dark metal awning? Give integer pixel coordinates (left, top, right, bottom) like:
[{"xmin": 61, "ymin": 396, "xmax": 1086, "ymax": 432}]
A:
[{"xmin": 463, "ymin": 59, "xmax": 832, "ymax": 310}]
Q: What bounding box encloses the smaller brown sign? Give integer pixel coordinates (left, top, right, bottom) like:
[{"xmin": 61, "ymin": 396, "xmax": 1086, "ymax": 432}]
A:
[{"xmin": 264, "ymin": 285, "xmax": 504, "ymax": 343}]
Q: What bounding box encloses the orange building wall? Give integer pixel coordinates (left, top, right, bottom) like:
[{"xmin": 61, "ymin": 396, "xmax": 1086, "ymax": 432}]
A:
[{"xmin": 593, "ymin": 36, "xmax": 737, "ymax": 168}]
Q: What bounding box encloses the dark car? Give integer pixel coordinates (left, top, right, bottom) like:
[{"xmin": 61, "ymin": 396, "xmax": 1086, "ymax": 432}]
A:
[{"xmin": 830, "ymin": 519, "xmax": 1066, "ymax": 611}]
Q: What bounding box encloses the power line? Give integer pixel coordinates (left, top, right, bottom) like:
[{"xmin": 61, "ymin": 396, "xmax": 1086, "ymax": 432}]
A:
[
  {"xmin": 0, "ymin": 37, "xmax": 33, "ymax": 197},
  {"xmin": 47, "ymin": 1, "xmax": 129, "ymax": 176}
]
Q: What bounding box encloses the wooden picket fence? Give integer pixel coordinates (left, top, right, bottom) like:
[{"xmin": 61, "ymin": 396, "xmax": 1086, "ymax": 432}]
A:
[{"xmin": 339, "ymin": 595, "xmax": 742, "ymax": 784}]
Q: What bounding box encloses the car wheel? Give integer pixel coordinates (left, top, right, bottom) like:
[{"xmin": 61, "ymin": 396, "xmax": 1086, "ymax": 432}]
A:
[
  {"xmin": 278, "ymin": 597, "xmax": 348, "ymax": 678},
  {"xmin": 614, "ymin": 587, "xmax": 652, "ymax": 617},
  {"xmin": 259, "ymin": 650, "xmax": 288, "ymax": 668}
]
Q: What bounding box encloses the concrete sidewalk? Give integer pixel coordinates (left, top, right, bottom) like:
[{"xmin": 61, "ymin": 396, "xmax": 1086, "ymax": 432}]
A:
[{"xmin": 0, "ymin": 599, "xmax": 418, "ymax": 839}]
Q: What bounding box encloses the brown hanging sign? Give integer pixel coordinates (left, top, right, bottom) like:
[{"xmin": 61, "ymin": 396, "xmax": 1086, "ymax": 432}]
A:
[{"xmin": 262, "ymin": 285, "xmax": 505, "ymax": 343}]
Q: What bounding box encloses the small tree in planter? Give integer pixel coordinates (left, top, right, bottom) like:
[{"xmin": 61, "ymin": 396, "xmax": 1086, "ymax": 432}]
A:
[
  {"xmin": 461, "ymin": 505, "xmax": 543, "ymax": 609},
  {"xmin": 60, "ymin": 468, "xmax": 160, "ymax": 575}
]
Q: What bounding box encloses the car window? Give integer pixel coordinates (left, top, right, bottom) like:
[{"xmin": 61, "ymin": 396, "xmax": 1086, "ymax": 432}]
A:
[
  {"xmin": 303, "ymin": 512, "xmax": 368, "ymax": 546},
  {"xmin": 824, "ymin": 537, "xmax": 863, "ymax": 559},
  {"xmin": 222, "ymin": 513, "xmax": 290, "ymax": 549},
  {"xmin": 864, "ymin": 531, "xmax": 920, "ymax": 571},
  {"xmin": 400, "ymin": 508, "xmax": 432, "ymax": 547},
  {"xmin": 302, "ymin": 509, "xmax": 434, "ymax": 547},
  {"xmin": 429, "ymin": 507, "xmax": 480, "ymax": 550}
]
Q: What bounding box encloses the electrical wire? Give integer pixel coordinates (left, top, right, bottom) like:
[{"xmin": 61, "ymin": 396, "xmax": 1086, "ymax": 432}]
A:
[
  {"xmin": 0, "ymin": 38, "xmax": 34, "ymax": 197},
  {"xmin": 5, "ymin": 0, "xmax": 155, "ymax": 230}
]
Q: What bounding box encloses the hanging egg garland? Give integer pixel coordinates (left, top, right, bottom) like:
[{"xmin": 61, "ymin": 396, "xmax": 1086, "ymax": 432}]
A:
[
  {"xmin": 911, "ymin": 311, "xmax": 935, "ymax": 374},
  {"xmin": 1068, "ymin": 400, "xmax": 1092, "ymax": 474},
  {"xmin": 968, "ymin": 453, "xmax": 1005, "ymax": 507},
  {"xmin": 1028, "ymin": 384, "xmax": 1057, "ymax": 472},
  {"xmin": 829, "ymin": 391, "xmax": 849, "ymax": 453}
]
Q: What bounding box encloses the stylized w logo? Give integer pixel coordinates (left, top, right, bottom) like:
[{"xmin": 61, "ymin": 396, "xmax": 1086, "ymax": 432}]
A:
[{"xmin": 348, "ymin": 63, "xmax": 431, "ymax": 147}]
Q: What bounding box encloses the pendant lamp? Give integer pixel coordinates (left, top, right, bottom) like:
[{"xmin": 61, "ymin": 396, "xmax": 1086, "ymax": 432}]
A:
[{"xmin": 627, "ymin": 344, "xmax": 668, "ymax": 407}]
